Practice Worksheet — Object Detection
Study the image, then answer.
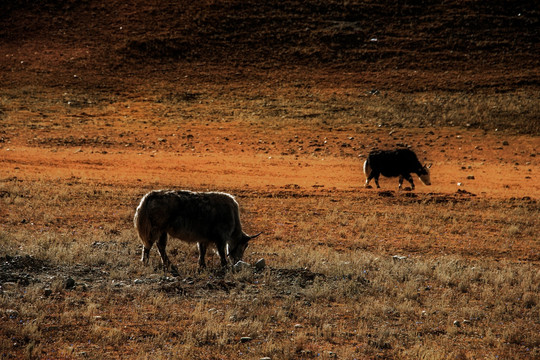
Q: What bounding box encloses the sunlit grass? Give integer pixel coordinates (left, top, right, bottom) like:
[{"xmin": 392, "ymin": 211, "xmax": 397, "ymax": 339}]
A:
[{"xmin": 1, "ymin": 79, "xmax": 538, "ymax": 359}]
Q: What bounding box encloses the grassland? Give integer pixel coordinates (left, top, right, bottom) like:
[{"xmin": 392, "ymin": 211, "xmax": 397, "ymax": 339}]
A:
[
  {"xmin": 1, "ymin": 1, "xmax": 539, "ymax": 359},
  {"xmin": 1, "ymin": 80, "xmax": 539, "ymax": 359}
]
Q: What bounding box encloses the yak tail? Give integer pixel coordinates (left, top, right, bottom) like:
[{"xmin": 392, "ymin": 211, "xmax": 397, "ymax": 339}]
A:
[
  {"xmin": 134, "ymin": 192, "xmax": 154, "ymax": 249},
  {"xmin": 363, "ymin": 158, "xmax": 371, "ymax": 177}
]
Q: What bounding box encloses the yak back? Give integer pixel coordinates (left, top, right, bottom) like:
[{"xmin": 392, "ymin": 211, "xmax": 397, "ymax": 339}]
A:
[
  {"xmin": 145, "ymin": 190, "xmax": 242, "ymax": 242},
  {"xmin": 367, "ymin": 149, "xmax": 424, "ymax": 177}
]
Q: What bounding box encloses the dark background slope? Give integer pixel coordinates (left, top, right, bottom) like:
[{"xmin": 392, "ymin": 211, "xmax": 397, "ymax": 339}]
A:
[{"xmin": 0, "ymin": 0, "xmax": 538, "ymax": 90}]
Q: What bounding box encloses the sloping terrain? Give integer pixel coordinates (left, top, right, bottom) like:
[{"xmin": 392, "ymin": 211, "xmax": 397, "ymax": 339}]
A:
[
  {"xmin": 1, "ymin": 0, "xmax": 538, "ymax": 91},
  {"xmin": 0, "ymin": 1, "xmax": 539, "ymax": 359}
]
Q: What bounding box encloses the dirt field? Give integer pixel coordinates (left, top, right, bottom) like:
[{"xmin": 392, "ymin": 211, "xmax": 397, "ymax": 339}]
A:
[{"xmin": 1, "ymin": 1, "xmax": 539, "ymax": 359}]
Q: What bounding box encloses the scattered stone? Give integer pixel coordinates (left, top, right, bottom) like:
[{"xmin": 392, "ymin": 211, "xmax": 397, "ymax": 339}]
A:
[
  {"xmin": 43, "ymin": 288, "xmax": 52, "ymax": 297},
  {"xmin": 5, "ymin": 309, "xmax": 19, "ymax": 318},
  {"xmin": 112, "ymin": 280, "xmax": 127, "ymax": 287},
  {"xmin": 254, "ymin": 258, "xmax": 266, "ymax": 271},
  {"xmin": 260, "ymin": 357, "xmax": 271, "ymax": 360},
  {"xmin": 233, "ymin": 261, "xmax": 251, "ymax": 272},
  {"xmin": 133, "ymin": 279, "xmax": 144, "ymax": 284},
  {"xmin": 457, "ymin": 182, "xmax": 463, "ymax": 186},
  {"xmin": 393, "ymin": 255, "xmax": 407, "ymax": 261},
  {"xmin": 294, "ymin": 323, "xmax": 304, "ymax": 329},
  {"xmin": 240, "ymin": 336, "xmax": 252, "ymax": 343},
  {"xmin": 463, "ymin": 319, "xmax": 471, "ymax": 325},
  {"xmin": 467, "ymin": 175, "xmax": 475, "ymax": 180},
  {"xmin": 65, "ymin": 277, "xmax": 76, "ymax": 289},
  {"xmin": 1, "ymin": 282, "xmax": 18, "ymax": 291},
  {"xmin": 502, "ymin": 140, "xmax": 509, "ymax": 146},
  {"xmin": 453, "ymin": 320, "xmax": 461, "ymax": 327}
]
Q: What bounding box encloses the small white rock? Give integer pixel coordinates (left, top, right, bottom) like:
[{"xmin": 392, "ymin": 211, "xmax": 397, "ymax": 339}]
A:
[{"xmin": 233, "ymin": 261, "xmax": 251, "ymax": 271}]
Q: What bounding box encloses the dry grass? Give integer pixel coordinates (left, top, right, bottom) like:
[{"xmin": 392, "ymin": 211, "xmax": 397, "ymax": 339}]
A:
[
  {"xmin": 1, "ymin": 61, "xmax": 539, "ymax": 360},
  {"xmin": 1, "ymin": 174, "xmax": 538, "ymax": 358},
  {"xmin": 1, "ymin": 1, "xmax": 539, "ymax": 358}
]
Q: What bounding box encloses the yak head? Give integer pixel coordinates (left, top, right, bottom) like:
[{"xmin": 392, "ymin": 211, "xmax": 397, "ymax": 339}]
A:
[
  {"xmin": 227, "ymin": 232, "xmax": 262, "ymax": 264},
  {"xmin": 417, "ymin": 163, "xmax": 432, "ymax": 186}
]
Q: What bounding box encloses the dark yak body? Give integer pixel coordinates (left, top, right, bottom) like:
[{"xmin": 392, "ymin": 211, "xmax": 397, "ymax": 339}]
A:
[
  {"xmin": 363, "ymin": 148, "xmax": 431, "ymax": 190},
  {"xmin": 134, "ymin": 190, "xmax": 260, "ymax": 275}
]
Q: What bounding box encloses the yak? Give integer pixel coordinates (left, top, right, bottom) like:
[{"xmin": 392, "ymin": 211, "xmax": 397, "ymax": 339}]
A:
[
  {"xmin": 363, "ymin": 148, "xmax": 431, "ymax": 190},
  {"xmin": 134, "ymin": 190, "xmax": 261, "ymax": 275}
]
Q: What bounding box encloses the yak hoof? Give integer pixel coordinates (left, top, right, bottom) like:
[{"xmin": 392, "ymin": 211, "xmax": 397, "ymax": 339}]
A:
[{"xmin": 169, "ymin": 265, "xmax": 180, "ymax": 277}]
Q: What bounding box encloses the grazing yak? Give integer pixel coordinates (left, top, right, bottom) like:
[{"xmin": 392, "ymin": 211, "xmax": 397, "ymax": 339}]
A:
[
  {"xmin": 363, "ymin": 148, "xmax": 431, "ymax": 190},
  {"xmin": 134, "ymin": 190, "xmax": 261, "ymax": 275}
]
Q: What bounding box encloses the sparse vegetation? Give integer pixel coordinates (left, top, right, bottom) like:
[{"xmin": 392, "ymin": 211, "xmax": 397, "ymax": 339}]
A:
[
  {"xmin": 1, "ymin": 0, "xmax": 539, "ymax": 358},
  {"xmin": 1, "ymin": 176, "xmax": 538, "ymax": 358}
]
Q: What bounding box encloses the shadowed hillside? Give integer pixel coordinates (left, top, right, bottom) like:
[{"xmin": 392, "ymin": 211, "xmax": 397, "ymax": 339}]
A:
[{"xmin": 1, "ymin": 0, "xmax": 538, "ymax": 91}]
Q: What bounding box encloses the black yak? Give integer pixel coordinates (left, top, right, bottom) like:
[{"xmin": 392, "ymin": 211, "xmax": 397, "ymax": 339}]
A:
[{"xmin": 363, "ymin": 149, "xmax": 431, "ymax": 190}]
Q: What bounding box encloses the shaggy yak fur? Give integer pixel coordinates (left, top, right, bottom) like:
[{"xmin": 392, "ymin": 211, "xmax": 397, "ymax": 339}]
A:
[
  {"xmin": 134, "ymin": 190, "xmax": 261, "ymax": 275},
  {"xmin": 363, "ymin": 148, "xmax": 431, "ymax": 190}
]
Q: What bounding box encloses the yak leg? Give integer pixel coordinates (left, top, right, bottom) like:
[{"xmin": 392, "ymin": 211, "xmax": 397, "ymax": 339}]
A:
[
  {"xmin": 157, "ymin": 233, "xmax": 179, "ymax": 276},
  {"xmin": 140, "ymin": 230, "xmax": 158, "ymax": 265},
  {"xmin": 373, "ymin": 174, "xmax": 380, "ymax": 188},
  {"xmin": 364, "ymin": 161, "xmax": 372, "ymax": 188},
  {"xmin": 364, "ymin": 176, "xmax": 371, "ymax": 187},
  {"xmin": 406, "ymin": 175, "xmax": 415, "ymax": 190},
  {"xmin": 215, "ymin": 240, "xmax": 229, "ymax": 267},
  {"xmin": 365, "ymin": 174, "xmax": 377, "ymax": 188},
  {"xmin": 398, "ymin": 175, "xmax": 404, "ymax": 190},
  {"xmin": 365, "ymin": 172, "xmax": 374, "ymax": 187},
  {"xmin": 141, "ymin": 246, "xmax": 151, "ymax": 265},
  {"xmin": 197, "ymin": 242, "xmax": 207, "ymax": 269}
]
